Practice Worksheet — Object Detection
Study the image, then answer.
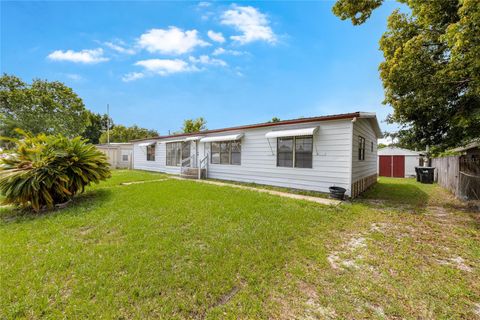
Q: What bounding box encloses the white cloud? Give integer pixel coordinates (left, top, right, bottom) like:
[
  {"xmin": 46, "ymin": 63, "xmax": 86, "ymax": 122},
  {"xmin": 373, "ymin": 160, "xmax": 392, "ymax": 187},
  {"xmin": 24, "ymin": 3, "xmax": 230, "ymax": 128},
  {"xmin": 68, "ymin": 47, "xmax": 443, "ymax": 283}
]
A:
[
  {"xmin": 207, "ymin": 30, "xmax": 225, "ymax": 43},
  {"xmin": 189, "ymin": 55, "xmax": 227, "ymax": 67},
  {"xmin": 221, "ymin": 5, "xmax": 276, "ymax": 44},
  {"xmin": 104, "ymin": 41, "xmax": 136, "ymax": 55},
  {"xmin": 197, "ymin": 1, "xmax": 211, "ymax": 7},
  {"xmin": 47, "ymin": 48, "xmax": 109, "ymax": 63},
  {"xmin": 212, "ymin": 47, "xmax": 245, "ymax": 56},
  {"xmin": 138, "ymin": 27, "xmax": 209, "ymax": 55},
  {"xmin": 135, "ymin": 59, "xmax": 197, "ymax": 76},
  {"xmin": 122, "ymin": 72, "xmax": 145, "ymax": 82},
  {"xmin": 212, "ymin": 47, "xmax": 226, "ymax": 55}
]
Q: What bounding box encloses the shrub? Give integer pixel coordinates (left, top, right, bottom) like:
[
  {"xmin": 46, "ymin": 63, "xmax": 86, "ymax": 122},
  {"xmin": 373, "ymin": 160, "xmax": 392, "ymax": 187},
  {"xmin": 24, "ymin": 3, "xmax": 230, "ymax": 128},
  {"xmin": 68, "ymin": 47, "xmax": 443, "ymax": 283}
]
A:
[{"xmin": 0, "ymin": 134, "xmax": 111, "ymax": 211}]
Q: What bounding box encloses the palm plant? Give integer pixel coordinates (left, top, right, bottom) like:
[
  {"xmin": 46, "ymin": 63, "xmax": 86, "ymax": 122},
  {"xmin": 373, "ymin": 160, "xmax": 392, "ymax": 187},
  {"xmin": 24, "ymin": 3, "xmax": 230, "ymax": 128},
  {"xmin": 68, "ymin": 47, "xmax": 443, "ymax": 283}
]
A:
[{"xmin": 0, "ymin": 133, "xmax": 111, "ymax": 211}]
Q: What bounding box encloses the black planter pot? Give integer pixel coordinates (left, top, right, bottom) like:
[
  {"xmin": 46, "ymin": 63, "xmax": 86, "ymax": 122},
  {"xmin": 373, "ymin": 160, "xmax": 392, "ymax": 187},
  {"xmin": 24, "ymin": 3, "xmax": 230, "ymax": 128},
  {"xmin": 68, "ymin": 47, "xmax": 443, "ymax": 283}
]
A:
[{"xmin": 329, "ymin": 186, "xmax": 346, "ymax": 200}]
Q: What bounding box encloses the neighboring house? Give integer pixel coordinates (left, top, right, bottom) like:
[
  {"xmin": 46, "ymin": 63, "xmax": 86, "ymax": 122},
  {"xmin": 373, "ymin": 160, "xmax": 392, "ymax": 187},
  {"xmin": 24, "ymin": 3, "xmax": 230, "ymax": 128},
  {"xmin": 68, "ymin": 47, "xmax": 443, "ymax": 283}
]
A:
[
  {"xmin": 434, "ymin": 141, "xmax": 480, "ymax": 200},
  {"xmin": 451, "ymin": 141, "xmax": 480, "ymax": 160},
  {"xmin": 96, "ymin": 143, "xmax": 133, "ymax": 169},
  {"xmin": 131, "ymin": 112, "xmax": 382, "ymax": 198},
  {"xmin": 378, "ymin": 147, "xmax": 424, "ymax": 178}
]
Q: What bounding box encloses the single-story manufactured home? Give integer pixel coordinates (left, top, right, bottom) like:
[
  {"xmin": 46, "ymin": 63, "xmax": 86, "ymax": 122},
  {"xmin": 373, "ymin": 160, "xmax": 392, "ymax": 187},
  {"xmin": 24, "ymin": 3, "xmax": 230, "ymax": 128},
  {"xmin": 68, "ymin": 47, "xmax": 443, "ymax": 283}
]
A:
[
  {"xmin": 132, "ymin": 112, "xmax": 382, "ymax": 198},
  {"xmin": 378, "ymin": 147, "xmax": 424, "ymax": 178},
  {"xmin": 96, "ymin": 143, "xmax": 133, "ymax": 169}
]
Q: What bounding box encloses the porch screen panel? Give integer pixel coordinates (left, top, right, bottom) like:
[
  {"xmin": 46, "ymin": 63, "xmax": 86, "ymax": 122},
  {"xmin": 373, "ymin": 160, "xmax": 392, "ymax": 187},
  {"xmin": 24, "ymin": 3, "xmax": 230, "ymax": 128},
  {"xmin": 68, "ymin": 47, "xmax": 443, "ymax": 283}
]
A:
[
  {"xmin": 166, "ymin": 142, "xmax": 183, "ymax": 166},
  {"xmin": 182, "ymin": 141, "xmax": 191, "ymax": 159}
]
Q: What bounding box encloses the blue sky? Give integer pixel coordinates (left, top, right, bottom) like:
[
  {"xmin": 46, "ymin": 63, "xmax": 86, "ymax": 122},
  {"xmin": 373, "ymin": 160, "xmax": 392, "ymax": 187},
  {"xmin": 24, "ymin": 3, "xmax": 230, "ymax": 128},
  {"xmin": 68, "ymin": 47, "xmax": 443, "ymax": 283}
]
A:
[{"xmin": 1, "ymin": 1, "xmax": 402, "ymax": 136}]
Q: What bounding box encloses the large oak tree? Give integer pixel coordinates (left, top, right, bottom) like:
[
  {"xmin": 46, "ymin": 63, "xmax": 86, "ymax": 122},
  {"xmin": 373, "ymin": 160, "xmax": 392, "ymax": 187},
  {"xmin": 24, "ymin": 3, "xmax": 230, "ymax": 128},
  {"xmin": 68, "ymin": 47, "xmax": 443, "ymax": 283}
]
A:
[
  {"xmin": 333, "ymin": 0, "xmax": 480, "ymax": 151},
  {"xmin": 0, "ymin": 74, "xmax": 89, "ymax": 139}
]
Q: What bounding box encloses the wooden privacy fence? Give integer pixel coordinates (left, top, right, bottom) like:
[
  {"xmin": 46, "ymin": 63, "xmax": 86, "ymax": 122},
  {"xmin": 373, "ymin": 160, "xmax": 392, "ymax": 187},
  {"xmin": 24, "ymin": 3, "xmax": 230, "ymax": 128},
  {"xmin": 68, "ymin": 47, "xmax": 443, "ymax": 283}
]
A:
[{"xmin": 433, "ymin": 156, "xmax": 480, "ymax": 200}]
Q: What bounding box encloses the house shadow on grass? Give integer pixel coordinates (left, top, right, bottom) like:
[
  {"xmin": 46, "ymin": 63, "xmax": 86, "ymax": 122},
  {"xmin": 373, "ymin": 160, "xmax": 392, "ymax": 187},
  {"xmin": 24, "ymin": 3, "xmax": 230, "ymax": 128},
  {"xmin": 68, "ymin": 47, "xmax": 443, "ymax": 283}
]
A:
[
  {"xmin": 355, "ymin": 179, "xmax": 430, "ymax": 212},
  {"xmin": 0, "ymin": 189, "xmax": 112, "ymax": 224}
]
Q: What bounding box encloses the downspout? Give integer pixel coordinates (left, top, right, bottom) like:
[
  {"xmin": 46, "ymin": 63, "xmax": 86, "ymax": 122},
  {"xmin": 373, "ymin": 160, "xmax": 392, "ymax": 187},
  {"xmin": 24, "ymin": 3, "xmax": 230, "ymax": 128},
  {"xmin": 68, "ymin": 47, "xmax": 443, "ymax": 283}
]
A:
[{"xmin": 349, "ymin": 117, "xmax": 357, "ymax": 198}]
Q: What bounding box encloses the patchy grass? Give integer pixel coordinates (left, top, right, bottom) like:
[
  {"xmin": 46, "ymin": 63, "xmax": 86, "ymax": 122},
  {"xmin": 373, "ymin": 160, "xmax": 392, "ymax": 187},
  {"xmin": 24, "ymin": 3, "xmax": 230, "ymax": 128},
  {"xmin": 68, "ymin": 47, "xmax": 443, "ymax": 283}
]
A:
[
  {"xmin": 208, "ymin": 178, "xmax": 332, "ymax": 199},
  {"xmin": 1, "ymin": 172, "xmax": 478, "ymax": 319}
]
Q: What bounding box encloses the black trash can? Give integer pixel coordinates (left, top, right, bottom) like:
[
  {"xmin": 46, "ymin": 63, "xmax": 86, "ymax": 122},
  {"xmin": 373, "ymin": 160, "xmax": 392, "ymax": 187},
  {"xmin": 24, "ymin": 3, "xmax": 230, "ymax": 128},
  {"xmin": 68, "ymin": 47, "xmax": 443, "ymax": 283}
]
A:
[
  {"xmin": 418, "ymin": 167, "xmax": 435, "ymax": 184},
  {"xmin": 415, "ymin": 167, "xmax": 421, "ymax": 182},
  {"xmin": 329, "ymin": 186, "xmax": 346, "ymax": 200}
]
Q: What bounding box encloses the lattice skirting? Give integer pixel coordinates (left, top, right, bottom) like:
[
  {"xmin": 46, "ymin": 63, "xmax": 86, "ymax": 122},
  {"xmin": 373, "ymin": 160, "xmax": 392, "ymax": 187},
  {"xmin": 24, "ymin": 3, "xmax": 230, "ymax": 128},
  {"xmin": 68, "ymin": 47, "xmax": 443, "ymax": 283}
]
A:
[{"xmin": 351, "ymin": 174, "xmax": 378, "ymax": 198}]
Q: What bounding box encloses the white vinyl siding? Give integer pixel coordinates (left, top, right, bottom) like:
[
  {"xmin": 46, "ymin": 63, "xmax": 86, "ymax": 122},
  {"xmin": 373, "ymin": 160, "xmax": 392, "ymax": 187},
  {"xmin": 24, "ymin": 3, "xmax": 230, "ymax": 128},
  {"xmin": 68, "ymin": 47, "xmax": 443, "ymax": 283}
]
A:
[
  {"xmin": 198, "ymin": 120, "xmax": 352, "ymax": 194},
  {"xmin": 352, "ymin": 118, "xmax": 377, "ymax": 182},
  {"xmin": 133, "ymin": 141, "xmax": 179, "ymax": 174},
  {"xmin": 133, "ymin": 117, "xmax": 379, "ymax": 196}
]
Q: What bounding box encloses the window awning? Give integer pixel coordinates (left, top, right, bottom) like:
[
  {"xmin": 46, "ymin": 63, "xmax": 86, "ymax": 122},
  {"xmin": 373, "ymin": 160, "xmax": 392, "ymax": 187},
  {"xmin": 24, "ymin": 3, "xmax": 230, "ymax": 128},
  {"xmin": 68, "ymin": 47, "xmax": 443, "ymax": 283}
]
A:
[
  {"xmin": 200, "ymin": 133, "xmax": 244, "ymax": 143},
  {"xmin": 137, "ymin": 141, "xmax": 156, "ymax": 147},
  {"xmin": 265, "ymin": 127, "xmax": 318, "ymax": 139},
  {"xmin": 185, "ymin": 136, "xmax": 203, "ymax": 141},
  {"xmin": 160, "ymin": 139, "xmax": 185, "ymax": 143}
]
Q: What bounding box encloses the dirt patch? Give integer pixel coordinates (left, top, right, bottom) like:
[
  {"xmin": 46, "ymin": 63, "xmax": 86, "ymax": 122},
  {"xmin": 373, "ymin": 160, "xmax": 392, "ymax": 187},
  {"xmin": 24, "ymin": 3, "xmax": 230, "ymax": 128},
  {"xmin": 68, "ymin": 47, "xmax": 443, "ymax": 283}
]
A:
[
  {"xmin": 347, "ymin": 237, "xmax": 366, "ymax": 250},
  {"xmin": 437, "ymin": 256, "xmax": 473, "ymax": 272},
  {"xmin": 78, "ymin": 226, "xmax": 93, "ymax": 236},
  {"xmin": 327, "ymin": 235, "xmax": 367, "ymax": 271},
  {"xmin": 370, "ymin": 223, "xmax": 388, "ymax": 233},
  {"xmin": 474, "ymin": 303, "xmax": 480, "ymax": 317},
  {"xmin": 298, "ymin": 282, "xmax": 337, "ymax": 320},
  {"xmin": 365, "ymin": 302, "xmax": 386, "ymax": 318}
]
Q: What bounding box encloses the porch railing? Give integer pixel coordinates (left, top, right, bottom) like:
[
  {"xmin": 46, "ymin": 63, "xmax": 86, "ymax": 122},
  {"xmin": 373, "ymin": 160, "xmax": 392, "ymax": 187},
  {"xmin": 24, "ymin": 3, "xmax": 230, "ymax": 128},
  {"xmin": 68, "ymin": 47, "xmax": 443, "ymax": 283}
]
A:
[{"xmin": 199, "ymin": 153, "xmax": 208, "ymax": 179}]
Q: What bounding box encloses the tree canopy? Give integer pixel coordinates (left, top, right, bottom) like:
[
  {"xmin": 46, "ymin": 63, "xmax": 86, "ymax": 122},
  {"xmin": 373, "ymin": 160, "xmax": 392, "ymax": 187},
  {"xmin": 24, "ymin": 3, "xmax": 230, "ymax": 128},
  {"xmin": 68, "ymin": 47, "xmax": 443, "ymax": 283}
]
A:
[
  {"xmin": 99, "ymin": 125, "xmax": 158, "ymax": 143},
  {"xmin": 181, "ymin": 117, "xmax": 207, "ymax": 133},
  {"xmin": 0, "ymin": 74, "xmax": 89, "ymax": 140},
  {"xmin": 333, "ymin": 0, "xmax": 480, "ymax": 151},
  {"xmin": 82, "ymin": 111, "xmax": 112, "ymax": 144}
]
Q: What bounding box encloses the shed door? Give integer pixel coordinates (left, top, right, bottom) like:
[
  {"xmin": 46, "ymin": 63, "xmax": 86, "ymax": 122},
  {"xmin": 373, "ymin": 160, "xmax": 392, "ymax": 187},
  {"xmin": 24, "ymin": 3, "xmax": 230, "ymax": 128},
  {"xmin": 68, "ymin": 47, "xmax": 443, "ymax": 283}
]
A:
[
  {"xmin": 392, "ymin": 155, "xmax": 405, "ymax": 177},
  {"xmin": 379, "ymin": 156, "xmax": 392, "ymax": 177}
]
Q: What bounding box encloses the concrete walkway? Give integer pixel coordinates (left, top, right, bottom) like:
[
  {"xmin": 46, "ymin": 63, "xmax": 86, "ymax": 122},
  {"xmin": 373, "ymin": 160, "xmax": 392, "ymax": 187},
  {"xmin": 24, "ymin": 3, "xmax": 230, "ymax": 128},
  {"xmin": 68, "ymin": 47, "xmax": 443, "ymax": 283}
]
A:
[
  {"xmin": 120, "ymin": 179, "xmax": 168, "ymax": 186},
  {"xmin": 172, "ymin": 177, "xmax": 341, "ymax": 206}
]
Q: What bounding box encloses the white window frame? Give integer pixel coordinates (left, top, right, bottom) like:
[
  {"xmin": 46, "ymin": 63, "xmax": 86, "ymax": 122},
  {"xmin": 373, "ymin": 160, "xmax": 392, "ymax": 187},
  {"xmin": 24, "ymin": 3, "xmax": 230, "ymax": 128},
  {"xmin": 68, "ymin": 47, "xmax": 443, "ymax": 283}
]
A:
[
  {"xmin": 210, "ymin": 140, "xmax": 241, "ymax": 165},
  {"xmin": 276, "ymin": 135, "xmax": 313, "ymax": 169},
  {"xmin": 146, "ymin": 145, "xmax": 155, "ymax": 161},
  {"xmin": 358, "ymin": 136, "xmax": 366, "ymax": 161}
]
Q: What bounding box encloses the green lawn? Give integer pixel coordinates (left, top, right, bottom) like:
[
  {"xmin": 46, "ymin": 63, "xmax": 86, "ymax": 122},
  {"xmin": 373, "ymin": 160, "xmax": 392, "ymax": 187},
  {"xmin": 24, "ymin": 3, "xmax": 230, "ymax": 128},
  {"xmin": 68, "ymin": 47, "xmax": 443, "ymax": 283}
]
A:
[{"xmin": 1, "ymin": 171, "xmax": 479, "ymax": 319}]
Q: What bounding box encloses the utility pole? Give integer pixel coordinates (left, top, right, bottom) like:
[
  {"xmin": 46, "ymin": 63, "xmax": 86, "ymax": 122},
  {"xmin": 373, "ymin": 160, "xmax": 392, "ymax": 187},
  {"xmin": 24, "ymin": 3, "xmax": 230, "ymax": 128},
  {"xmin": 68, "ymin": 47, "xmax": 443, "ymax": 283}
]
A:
[{"xmin": 107, "ymin": 104, "xmax": 110, "ymax": 145}]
